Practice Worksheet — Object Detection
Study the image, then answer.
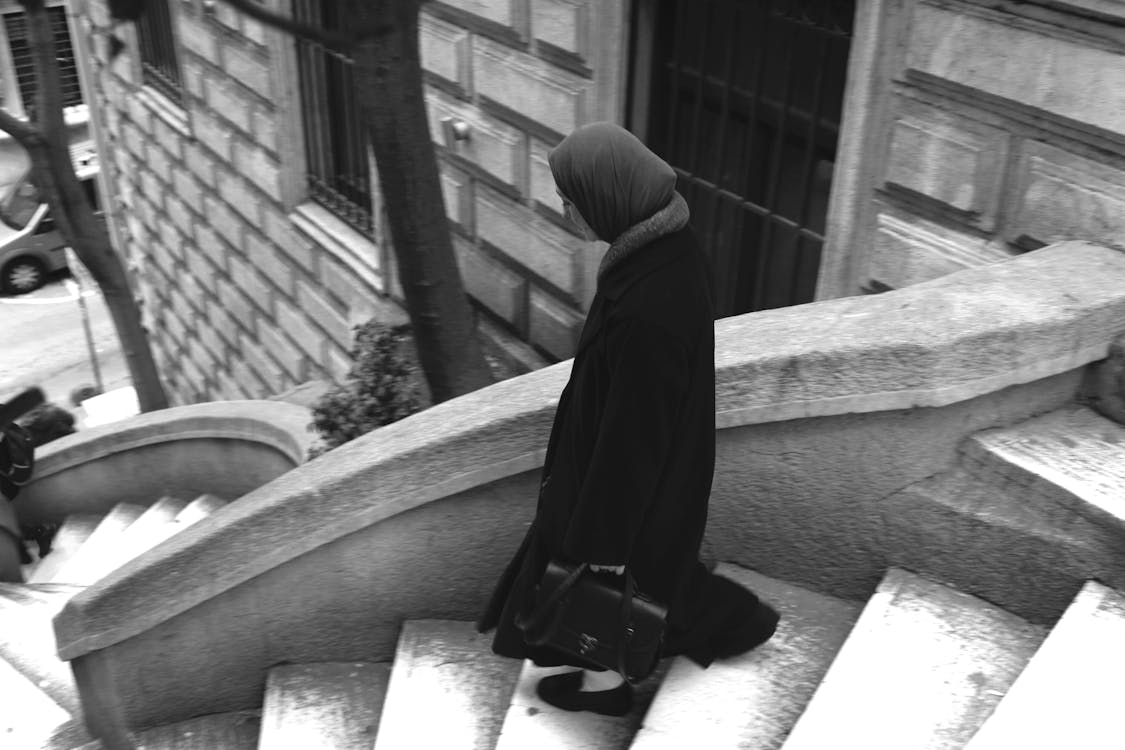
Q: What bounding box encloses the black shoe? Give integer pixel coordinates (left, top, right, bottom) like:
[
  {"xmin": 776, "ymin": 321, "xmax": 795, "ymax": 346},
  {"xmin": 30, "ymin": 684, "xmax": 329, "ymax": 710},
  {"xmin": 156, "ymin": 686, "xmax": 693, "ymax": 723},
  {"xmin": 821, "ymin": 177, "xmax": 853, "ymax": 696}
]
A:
[
  {"xmin": 712, "ymin": 600, "xmax": 781, "ymax": 659},
  {"xmin": 536, "ymin": 670, "xmax": 633, "ymax": 717}
]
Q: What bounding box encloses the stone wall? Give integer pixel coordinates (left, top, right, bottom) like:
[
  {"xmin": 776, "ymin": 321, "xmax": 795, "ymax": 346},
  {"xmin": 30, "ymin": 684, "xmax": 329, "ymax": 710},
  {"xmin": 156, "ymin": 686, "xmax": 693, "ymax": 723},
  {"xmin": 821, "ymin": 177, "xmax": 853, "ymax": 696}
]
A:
[
  {"xmin": 71, "ymin": 0, "xmax": 626, "ymax": 405},
  {"xmin": 817, "ymin": 0, "xmax": 1125, "ymax": 297}
]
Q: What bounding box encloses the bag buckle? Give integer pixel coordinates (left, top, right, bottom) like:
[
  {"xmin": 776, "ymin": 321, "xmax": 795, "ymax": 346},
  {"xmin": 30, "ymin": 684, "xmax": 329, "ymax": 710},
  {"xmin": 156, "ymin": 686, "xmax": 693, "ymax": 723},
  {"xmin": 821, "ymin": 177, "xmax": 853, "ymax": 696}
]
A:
[{"xmin": 578, "ymin": 633, "xmax": 598, "ymax": 655}]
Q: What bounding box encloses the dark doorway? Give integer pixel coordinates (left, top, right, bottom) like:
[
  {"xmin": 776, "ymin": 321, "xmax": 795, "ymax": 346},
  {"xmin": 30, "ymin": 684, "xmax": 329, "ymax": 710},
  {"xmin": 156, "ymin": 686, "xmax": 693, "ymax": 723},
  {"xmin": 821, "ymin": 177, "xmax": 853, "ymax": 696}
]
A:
[{"xmin": 636, "ymin": 0, "xmax": 855, "ymax": 317}]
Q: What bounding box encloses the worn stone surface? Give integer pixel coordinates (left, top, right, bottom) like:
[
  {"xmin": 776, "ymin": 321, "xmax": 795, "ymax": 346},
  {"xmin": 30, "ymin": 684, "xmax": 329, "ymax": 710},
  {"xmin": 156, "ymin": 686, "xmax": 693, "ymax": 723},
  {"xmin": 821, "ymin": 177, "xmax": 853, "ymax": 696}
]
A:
[
  {"xmin": 881, "ymin": 468, "xmax": 1104, "ymax": 626},
  {"xmin": 633, "ymin": 564, "xmax": 862, "ymax": 750},
  {"xmin": 0, "ymin": 656, "xmax": 75, "ymax": 749},
  {"xmin": 1007, "ymin": 141, "xmax": 1125, "ymax": 253},
  {"xmin": 963, "ymin": 582, "xmax": 1125, "ymax": 750},
  {"xmin": 84, "ymin": 497, "xmax": 190, "ymax": 582},
  {"xmin": 49, "ymin": 504, "xmax": 146, "ymax": 585},
  {"xmin": 905, "ymin": 3, "xmax": 1125, "ymax": 136},
  {"xmin": 781, "ymin": 569, "xmax": 1045, "ymax": 750},
  {"xmin": 715, "ymin": 242, "xmax": 1125, "ymax": 427},
  {"xmin": 473, "ymin": 36, "xmax": 589, "ymax": 136},
  {"xmin": 0, "ymin": 583, "xmax": 85, "ymax": 715},
  {"xmin": 965, "ymin": 405, "xmax": 1125, "ymax": 534},
  {"xmin": 493, "ymin": 659, "xmax": 667, "ymax": 750},
  {"xmin": 259, "ymin": 662, "xmax": 390, "ymax": 750},
  {"xmin": 373, "ymin": 620, "xmax": 521, "ymax": 750},
  {"xmin": 884, "ymin": 97, "xmax": 1009, "ymax": 229}
]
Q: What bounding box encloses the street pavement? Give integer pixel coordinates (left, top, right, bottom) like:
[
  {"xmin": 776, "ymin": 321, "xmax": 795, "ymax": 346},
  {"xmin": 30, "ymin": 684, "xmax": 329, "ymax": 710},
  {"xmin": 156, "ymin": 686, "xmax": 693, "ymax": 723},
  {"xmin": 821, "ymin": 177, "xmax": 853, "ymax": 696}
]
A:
[{"xmin": 0, "ymin": 275, "xmax": 129, "ymax": 410}]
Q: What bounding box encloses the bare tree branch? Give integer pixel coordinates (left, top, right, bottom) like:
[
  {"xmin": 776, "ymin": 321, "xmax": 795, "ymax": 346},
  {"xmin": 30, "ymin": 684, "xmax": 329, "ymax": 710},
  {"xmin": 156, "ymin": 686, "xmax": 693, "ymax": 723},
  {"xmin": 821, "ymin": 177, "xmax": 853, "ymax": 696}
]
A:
[
  {"xmin": 0, "ymin": 107, "xmax": 43, "ymax": 150},
  {"xmin": 219, "ymin": 0, "xmax": 394, "ymax": 52}
]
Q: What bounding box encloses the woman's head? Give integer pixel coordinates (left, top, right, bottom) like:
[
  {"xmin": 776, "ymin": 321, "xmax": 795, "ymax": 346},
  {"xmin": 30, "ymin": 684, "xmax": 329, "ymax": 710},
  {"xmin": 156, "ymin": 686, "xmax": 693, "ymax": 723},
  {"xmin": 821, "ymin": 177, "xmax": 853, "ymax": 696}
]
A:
[{"xmin": 549, "ymin": 122, "xmax": 677, "ymax": 243}]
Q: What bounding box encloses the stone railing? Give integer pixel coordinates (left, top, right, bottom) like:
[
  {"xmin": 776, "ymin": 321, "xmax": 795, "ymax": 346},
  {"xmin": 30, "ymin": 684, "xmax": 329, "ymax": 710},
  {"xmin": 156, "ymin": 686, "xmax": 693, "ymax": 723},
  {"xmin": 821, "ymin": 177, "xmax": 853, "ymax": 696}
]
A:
[
  {"xmin": 13, "ymin": 399, "xmax": 315, "ymax": 528},
  {"xmin": 54, "ymin": 242, "xmax": 1125, "ymax": 743}
]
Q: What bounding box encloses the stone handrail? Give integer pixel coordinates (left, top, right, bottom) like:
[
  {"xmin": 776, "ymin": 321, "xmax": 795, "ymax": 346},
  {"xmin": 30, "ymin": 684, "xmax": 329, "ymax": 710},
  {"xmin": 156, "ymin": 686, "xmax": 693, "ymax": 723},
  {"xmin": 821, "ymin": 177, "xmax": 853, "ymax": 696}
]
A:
[
  {"xmin": 51, "ymin": 242, "xmax": 1125, "ymax": 738},
  {"xmin": 14, "ymin": 399, "xmax": 315, "ymax": 526},
  {"xmin": 34, "ymin": 399, "xmax": 314, "ymax": 473},
  {"xmin": 55, "ymin": 240, "xmax": 1125, "ymax": 657}
]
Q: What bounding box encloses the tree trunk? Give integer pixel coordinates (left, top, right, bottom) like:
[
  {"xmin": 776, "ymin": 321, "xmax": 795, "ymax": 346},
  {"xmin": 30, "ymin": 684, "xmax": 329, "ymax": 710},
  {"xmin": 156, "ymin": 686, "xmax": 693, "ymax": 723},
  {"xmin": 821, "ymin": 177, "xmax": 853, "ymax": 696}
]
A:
[
  {"xmin": 349, "ymin": 0, "xmax": 494, "ymax": 403},
  {"xmin": 16, "ymin": 0, "xmax": 168, "ymax": 411}
]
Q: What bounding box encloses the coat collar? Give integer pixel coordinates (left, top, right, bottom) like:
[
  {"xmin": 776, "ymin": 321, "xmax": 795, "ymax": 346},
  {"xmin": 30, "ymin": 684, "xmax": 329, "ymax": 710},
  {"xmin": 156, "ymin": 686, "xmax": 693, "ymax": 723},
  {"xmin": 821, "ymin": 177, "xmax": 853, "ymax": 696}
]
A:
[
  {"xmin": 599, "ymin": 229, "xmax": 688, "ymax": 301},
  {"xmin": 572, "ymin": 230, "xmax": 689, "ymax": 358}
]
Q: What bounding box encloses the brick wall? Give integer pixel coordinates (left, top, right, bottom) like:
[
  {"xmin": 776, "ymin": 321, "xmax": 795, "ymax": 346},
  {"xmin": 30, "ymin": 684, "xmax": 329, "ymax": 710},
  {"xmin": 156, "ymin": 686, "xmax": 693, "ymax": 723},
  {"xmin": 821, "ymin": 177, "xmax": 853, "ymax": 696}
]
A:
[{"xmin": 72, "ymin": 0, "xmax": 624, "ymax": 405}]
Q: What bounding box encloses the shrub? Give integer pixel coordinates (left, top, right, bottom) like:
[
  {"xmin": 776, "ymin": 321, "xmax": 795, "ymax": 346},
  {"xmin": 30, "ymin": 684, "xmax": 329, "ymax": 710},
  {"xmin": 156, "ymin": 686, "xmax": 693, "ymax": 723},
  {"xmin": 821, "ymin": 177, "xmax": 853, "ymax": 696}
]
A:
[{"xmin": 307, "ymin": 321, "xmax": 424, "ymax": 459}]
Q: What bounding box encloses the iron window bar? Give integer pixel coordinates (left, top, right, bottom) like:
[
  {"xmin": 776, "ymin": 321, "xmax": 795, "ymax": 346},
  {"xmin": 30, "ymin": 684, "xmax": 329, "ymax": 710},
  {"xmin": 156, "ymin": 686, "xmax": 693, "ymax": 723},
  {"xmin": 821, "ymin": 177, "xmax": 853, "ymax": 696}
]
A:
[
  {"xmin": 294, "ymin": 0, "xmax": 373, "ymax": 235},
  {"xmin": 3, "ymin": 7, "xmax": 84, "ymax": 114},
  {"xmin": 136, "ymin": 0, "xmax": 183, "ymax": 103}
]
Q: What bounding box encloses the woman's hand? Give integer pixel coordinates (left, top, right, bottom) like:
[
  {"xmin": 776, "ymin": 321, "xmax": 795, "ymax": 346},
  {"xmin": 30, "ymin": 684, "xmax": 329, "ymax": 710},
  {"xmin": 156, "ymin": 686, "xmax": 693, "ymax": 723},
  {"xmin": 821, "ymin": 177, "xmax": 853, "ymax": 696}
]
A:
[{"xmin": 589, "ymin": 564, "xmax": 625, "ymax": 575}]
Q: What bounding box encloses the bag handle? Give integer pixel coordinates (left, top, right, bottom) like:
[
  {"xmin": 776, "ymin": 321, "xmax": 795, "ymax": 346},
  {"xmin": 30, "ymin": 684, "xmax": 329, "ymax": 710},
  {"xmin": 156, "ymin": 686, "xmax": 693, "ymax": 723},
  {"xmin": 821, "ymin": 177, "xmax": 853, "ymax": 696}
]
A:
[
  {"xmin": 617, "ymin": 569, "xmax": 640, "ymax": 684},
  {"xmin": 514, "ymin": 562, "xmax": 589, "ymax": 634},
  {"xmin": 515, "ymin": 562, "xmax": 646, "ymax": 684}
]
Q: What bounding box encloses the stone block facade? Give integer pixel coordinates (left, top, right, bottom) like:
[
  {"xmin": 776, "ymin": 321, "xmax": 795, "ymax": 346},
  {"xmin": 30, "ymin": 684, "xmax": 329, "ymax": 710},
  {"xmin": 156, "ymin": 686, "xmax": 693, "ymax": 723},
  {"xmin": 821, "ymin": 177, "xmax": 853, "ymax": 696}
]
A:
[
  {"xmin": 70, "ymin": 0, "xmax": 626, "ymax": 405},
  {"xmin": 819, "ymin": 0, "xmax": 1125, "ymax": 296},
  {"xmin": 68, "ymin": 0, "xmax": 1123, "ymax": 403}
]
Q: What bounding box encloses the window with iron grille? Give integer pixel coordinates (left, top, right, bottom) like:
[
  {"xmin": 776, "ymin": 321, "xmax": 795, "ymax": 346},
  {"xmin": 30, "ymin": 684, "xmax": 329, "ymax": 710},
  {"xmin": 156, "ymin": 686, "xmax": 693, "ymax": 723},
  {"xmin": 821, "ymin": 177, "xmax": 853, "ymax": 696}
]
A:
[
  {"xmin": 294, "ymin": 0, "xmax": 373, "ymax": 234},
  {"xmin": 136, "ymin": 0, "xmax": 182, "ymax": 103},
  {"xmin": 3, "ymin": 5, "xmax": 83, "ymax": 115}
]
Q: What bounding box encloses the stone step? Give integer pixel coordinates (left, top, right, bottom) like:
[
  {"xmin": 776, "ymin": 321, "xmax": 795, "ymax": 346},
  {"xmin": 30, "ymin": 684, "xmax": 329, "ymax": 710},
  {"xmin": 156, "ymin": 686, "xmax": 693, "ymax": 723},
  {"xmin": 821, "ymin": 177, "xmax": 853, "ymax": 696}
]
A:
[
  {"xmin": 631, "ymin": 564, "xmax": 863, "ymax": 750},
  {"xmin": 963, "ymin": 581, "xmax": 1125, "ymax": 750},
  {"xmin": 881, "ymin": 468, "xmax": 1100, "ymax": 624},
  {"xmin": 47, "ymin": 503, "xmax": 146, "ymax": 584},
  {"xmin": 73, "ymin": 710, "xmax": 261, "ymax": 749},
  {"xmin": 372, "ymin": 619, "xmax": 523, "ymax": 750},
  {"xmin": 779, "ymin": 568, "xmax": 1046, "ymax": 750},
  {"xmin": 176, "ymin": 493, "xmax": 229, "ymax": 527},
  {"xmin": 0, "ymin": 582, "xmax": 86, "ymax": 717},
  {"xmin": 963, "ymin": 405, "xmax": 1125, "ymax": 534},
  {"xmin": 492, "ymin": 661, "xmax": 668, "ymax": 750},
  {"xmin": 27, "ymin": 514, "xmax": 102, "ymax": 584},
  {"xmin": 81, "ymin": 496, "xmax": 189, "ymax": 582},
  {"xmin": 0, "ymin": 655, "xmax": 77, "ymax": 749},
  {"xmin": 258, "ymin": 662, "xmax": 391, "ymax": 750}
]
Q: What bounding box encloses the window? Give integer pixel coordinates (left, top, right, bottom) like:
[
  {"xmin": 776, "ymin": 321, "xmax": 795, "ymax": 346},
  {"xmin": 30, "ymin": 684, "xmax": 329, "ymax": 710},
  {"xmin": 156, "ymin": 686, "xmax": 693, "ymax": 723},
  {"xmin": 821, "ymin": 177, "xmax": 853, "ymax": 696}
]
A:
[
  {"xmin": 294, "ymin": 0, "xmax": 373, "ymax": 233},
  {"xmin": 136, "ymin": 0, "xmax": 183, "ymax": 103},
  {"xmin": 3, "ymin": 5, "xmax": 83, "ymax": 116}
]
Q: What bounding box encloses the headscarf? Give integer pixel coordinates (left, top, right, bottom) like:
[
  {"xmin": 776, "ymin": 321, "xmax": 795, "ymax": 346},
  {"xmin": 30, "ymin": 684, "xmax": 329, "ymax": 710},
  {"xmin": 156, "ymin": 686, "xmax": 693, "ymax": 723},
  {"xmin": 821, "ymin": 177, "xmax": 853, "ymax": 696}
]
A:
[{"xmin": 548, "ymin": 122, "xmax": 677, "ymax": 244}]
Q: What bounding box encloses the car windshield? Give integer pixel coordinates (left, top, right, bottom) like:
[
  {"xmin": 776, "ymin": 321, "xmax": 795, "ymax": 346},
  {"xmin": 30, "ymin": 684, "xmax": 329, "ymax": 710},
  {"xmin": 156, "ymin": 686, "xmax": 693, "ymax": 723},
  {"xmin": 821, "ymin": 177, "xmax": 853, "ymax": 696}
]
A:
[{"xmin": 0, "ymin": 177, "xmax": 41, "ymax": 231}]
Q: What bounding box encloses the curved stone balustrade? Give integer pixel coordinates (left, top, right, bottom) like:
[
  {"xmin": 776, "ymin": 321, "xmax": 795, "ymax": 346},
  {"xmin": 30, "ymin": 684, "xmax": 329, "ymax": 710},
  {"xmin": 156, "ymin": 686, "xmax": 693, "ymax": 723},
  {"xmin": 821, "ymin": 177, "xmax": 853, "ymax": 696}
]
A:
[
  {"xmin": 52, "ymin": 241, "xmax": 1125, "ymax": 741},
  {"xmin": 12, "ymin": 399, "xmax": 315, "ymax": 527}
]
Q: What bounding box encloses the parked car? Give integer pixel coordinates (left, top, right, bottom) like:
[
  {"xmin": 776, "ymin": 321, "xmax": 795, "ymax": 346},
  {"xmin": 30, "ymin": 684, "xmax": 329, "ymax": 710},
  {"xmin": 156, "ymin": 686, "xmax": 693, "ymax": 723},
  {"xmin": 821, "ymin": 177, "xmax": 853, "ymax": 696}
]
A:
[{"xmin": 0, "ymin": 162, "xmax": 102, "ymax": 295}]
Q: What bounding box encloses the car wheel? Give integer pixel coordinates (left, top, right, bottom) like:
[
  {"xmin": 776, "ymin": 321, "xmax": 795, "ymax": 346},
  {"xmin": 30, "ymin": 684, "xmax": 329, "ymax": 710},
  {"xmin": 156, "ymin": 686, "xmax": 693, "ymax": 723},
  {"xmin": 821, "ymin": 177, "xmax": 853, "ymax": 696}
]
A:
[{"xmin": 1, "ymin": 257, "xmax": 46, "ymax": 295}]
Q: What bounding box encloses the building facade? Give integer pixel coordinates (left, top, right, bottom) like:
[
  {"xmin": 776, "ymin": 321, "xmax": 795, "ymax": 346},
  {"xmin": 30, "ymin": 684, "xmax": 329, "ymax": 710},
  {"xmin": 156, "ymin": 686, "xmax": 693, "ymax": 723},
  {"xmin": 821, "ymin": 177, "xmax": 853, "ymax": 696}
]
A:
[{"xmin": 69, "ymin": 0, "xmax": 1125, "ymax": 405}]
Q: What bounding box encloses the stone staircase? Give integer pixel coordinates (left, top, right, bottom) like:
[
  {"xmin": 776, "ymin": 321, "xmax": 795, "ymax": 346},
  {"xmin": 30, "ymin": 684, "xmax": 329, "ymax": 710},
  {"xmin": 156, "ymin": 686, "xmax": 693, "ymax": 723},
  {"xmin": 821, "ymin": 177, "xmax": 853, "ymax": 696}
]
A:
[
  {"xmin": 1, "ymin": 494, "xmax": 232, "ymax": 748},
  {"xmin": 4, "ymin": 403, "xmax": 1125, "ymax": 749}
]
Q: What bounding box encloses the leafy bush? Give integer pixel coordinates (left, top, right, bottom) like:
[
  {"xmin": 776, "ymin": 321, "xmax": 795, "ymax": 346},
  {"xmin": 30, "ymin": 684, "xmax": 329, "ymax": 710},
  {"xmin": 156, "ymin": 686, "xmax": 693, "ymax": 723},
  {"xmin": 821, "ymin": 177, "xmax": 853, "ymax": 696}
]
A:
[{"xmin": 307, "ymin": 321, "xmax": 424, "ymax": 458}]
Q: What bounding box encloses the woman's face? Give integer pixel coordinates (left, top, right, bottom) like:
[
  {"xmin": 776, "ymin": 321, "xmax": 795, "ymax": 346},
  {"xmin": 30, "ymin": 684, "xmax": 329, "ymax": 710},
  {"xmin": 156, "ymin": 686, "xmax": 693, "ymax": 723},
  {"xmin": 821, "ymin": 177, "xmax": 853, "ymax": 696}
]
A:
[{"xmin": 557, "ymin": 188, "xmax": 597, "ymax": 242}]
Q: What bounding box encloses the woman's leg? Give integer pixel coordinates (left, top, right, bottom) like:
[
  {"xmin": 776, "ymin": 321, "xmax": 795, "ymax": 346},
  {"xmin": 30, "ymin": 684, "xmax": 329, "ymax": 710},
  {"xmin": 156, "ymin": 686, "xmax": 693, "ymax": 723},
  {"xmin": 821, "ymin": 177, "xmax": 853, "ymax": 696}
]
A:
[{"xmin": 579, "ymin": 668, "xmax": 624, "ymax": 691}]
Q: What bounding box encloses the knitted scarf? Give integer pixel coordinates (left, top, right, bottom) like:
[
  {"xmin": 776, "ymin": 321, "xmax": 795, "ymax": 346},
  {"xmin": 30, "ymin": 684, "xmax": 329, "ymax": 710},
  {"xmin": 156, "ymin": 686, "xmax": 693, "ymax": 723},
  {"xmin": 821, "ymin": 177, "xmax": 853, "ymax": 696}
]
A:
[{"xmin": 597, "ymin": 191, "xmax": 690, "ymax": 281}]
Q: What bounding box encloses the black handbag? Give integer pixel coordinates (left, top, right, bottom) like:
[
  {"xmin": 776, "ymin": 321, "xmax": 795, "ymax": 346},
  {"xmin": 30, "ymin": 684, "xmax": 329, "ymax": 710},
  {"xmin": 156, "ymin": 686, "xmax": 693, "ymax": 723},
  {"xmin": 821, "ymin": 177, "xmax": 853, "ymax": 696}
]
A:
[{"xmin": 515, "ymin": 561, "xmax": 667, "ymax": 684}]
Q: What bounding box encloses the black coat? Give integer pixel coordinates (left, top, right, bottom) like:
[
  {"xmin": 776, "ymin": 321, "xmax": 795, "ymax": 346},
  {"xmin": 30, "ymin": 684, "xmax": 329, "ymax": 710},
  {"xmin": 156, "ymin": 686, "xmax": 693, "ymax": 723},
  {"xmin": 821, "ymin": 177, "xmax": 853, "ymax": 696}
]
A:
[{"xmin": 479, "ymin": 227, "xmax": 752, "ymax": 668}]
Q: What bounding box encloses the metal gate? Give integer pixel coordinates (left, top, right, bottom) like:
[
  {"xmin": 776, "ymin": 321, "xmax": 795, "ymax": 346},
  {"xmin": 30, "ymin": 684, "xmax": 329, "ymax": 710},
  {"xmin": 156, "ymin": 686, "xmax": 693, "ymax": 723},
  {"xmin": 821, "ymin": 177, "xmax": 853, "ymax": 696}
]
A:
[{"xmin": 640, "ymin": 0, "xmax": 854, "ymax": 317}]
